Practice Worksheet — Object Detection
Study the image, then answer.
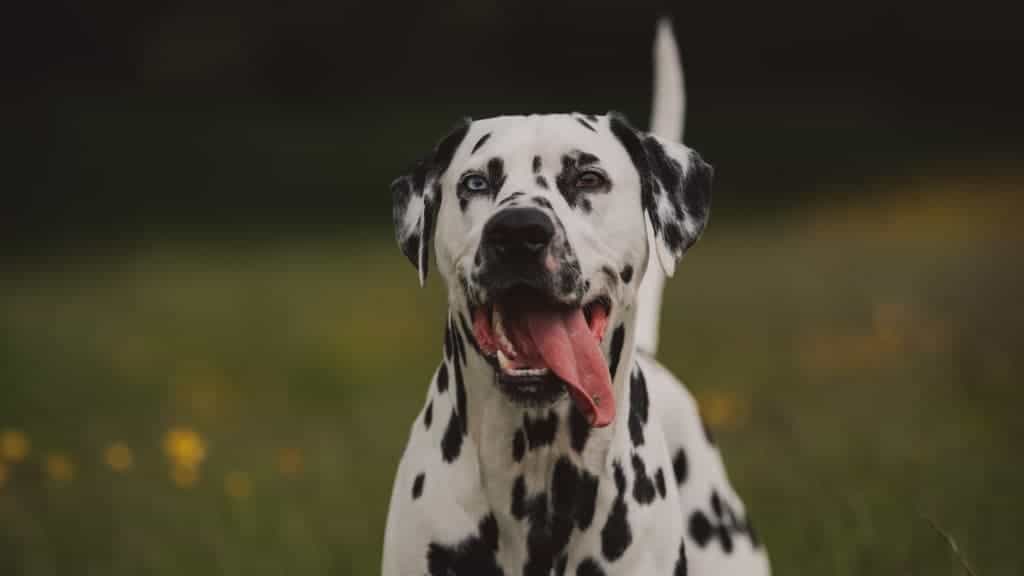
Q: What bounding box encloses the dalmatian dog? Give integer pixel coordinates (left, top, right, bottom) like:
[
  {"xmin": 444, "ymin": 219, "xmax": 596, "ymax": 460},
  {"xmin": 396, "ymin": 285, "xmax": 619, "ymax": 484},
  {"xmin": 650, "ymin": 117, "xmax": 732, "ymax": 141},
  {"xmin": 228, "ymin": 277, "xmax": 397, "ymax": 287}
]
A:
[{"xmin": 382, "ymin": 20, "xmax": 771, "ymax": 576}]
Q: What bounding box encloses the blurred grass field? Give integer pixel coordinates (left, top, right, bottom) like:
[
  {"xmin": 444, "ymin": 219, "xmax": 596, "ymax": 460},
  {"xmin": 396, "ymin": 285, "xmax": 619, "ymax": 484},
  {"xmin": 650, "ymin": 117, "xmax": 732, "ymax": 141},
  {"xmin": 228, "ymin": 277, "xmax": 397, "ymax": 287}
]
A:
[{"xmin": 2, "ymin": 178, "xmax": 1023, "ymax": 575}]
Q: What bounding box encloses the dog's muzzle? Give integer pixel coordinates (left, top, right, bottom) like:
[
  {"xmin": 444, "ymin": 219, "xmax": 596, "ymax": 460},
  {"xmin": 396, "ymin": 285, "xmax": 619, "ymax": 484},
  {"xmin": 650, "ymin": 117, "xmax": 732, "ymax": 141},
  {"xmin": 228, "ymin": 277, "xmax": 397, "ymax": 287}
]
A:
[{"xmin": 478, "ymin": 207, "xmax": 556, "ymax": 293}]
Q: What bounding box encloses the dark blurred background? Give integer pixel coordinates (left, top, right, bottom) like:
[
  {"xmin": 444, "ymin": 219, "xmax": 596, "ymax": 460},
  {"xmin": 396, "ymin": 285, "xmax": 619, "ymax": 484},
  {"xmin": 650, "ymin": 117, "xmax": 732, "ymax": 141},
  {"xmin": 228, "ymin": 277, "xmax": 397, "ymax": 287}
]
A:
[{"xmin": 2, "ymin": 1, "xmax": 1022, "ymax": 575}]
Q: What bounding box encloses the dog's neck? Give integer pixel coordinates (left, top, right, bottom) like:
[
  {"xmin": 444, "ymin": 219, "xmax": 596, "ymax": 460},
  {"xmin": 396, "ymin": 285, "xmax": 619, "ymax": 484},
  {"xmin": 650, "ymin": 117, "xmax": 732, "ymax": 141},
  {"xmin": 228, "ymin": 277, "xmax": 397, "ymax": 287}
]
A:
[{"xmin": 441, "ymin": 302, "xmax": 639, "ymax": 520}]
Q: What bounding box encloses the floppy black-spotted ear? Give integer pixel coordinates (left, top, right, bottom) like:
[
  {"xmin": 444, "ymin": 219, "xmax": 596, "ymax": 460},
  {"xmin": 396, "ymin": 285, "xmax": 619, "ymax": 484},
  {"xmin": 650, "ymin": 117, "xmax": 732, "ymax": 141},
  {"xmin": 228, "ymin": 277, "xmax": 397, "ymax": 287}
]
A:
[
  {"xmin": 608, "ymin": 113, "xmax": 713, "ymax": 277},
  {"xmin": 391, "ymin": 119, "xmax": 472, "ymax": 286}
]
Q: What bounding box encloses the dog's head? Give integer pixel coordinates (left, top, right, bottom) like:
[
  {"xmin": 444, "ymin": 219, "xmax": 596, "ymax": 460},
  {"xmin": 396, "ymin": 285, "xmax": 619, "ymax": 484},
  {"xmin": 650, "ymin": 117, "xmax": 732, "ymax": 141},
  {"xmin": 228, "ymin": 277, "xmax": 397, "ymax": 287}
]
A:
[{"xmin": 392, "ymin": 113, "xmax": 712, "ymax": 427}]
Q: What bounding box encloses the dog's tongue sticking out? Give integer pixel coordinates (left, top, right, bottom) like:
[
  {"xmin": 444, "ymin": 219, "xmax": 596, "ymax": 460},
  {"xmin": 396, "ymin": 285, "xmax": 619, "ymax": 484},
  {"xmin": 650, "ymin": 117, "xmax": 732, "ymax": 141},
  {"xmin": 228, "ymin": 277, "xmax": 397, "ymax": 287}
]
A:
[
  {"xmin": 474, "ymin": 302, "xmax": 615, "ymax": 428},
  {"xmin": 524, "ymin": 308, "xmax": 615, "ymax": 427}
]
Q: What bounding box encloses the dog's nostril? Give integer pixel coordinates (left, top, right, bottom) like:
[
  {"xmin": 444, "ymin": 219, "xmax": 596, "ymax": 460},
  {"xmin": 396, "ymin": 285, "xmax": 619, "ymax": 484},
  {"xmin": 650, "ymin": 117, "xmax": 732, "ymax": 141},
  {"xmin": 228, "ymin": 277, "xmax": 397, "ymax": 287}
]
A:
[{"xmin": 482, "ymin": 208, "xmax": 555, "ymax": 258}]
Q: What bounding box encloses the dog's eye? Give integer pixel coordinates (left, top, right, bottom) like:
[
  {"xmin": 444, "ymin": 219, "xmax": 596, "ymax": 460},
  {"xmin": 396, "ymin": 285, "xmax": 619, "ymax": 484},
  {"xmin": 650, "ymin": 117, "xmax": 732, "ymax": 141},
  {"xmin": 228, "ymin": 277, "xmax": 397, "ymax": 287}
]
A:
[
  {"xmin": 575, "ymin": 170, "xmax": 607, "ymax": 190},
  {"xmin": 462, "ymin": 174, "xmax": 490, "ymax": 193}
]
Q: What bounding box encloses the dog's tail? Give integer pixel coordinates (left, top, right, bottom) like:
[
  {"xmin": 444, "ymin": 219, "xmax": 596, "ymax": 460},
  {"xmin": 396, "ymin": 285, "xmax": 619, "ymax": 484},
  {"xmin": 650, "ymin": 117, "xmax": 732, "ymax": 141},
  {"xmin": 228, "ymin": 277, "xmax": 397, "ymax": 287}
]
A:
[{"xmin": 635, "ymin": 18, "xmax": 685, "ymax": 357}]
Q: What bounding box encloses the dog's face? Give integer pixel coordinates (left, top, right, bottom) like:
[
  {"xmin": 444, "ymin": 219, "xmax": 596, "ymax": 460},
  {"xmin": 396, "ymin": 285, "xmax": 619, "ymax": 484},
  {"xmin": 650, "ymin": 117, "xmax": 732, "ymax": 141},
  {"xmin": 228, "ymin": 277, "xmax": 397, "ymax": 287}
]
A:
[{"xmin": 392, "ymin": 113, "xmax": 712, "ymax": 427}]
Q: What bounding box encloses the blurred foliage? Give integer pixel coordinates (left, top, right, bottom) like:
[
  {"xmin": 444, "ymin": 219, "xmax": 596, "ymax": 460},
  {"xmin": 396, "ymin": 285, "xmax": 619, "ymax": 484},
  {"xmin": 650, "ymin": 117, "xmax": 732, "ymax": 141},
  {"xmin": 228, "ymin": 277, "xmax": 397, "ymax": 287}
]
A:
[{"xmin": 2, "ymin": 177, "xmax": 1022, "ymax": 574}]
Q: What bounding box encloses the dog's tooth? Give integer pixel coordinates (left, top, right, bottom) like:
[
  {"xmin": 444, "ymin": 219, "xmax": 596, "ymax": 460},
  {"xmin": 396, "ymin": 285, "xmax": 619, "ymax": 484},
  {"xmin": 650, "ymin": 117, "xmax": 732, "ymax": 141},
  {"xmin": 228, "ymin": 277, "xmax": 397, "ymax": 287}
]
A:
[
  {"xmin": 493, "ymin": 307, "xmax": 517, "ymax": 358},
  {"xmin": 498, "ymin": 349, "xmax": 512, "ymax": 371}
]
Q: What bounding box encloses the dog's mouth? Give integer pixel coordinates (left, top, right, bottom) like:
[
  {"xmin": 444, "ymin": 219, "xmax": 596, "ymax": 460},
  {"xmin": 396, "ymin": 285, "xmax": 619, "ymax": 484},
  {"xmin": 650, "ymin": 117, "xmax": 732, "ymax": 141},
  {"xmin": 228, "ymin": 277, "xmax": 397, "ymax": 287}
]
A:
[{"xmin": 471, "ymin": 287, "xmax": 615, "ymax": 427}]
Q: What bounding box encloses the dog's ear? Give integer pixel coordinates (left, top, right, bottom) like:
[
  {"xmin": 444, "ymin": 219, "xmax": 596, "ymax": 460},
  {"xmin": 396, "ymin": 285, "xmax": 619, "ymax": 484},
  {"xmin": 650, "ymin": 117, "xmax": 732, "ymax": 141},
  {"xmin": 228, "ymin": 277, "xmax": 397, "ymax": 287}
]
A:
[
  {"xmin": 391, "ymin": 119, "xmax": 472, "ymax": 286},
  {"xmin": 608, "ymin": 113, "xmax": 712, "ymax": 277}
]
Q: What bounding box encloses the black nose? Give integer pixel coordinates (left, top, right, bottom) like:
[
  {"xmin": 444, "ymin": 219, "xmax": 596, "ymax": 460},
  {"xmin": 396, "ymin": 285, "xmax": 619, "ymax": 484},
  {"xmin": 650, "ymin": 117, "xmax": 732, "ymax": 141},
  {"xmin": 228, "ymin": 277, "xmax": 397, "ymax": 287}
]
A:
[{"xmin": 481, "ymin": 208, "xmax": 555, "ymax": 262}]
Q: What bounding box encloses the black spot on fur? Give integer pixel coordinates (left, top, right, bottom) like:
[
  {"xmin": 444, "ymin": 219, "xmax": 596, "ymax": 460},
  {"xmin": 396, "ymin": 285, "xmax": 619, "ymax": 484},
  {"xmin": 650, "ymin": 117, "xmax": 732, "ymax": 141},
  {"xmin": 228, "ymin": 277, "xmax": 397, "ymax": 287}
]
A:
[
  {"xmin": 513, "ymin": 429, "xmax": 526, "ymax": 462},
  {"xmin": 424, "ymin": 400, "xmax": 433, "ymax": 429},
  {"xmin": 607, "ymin": 325, "xmax": 626, "ymax": 381},
  {"xmin": 412, "ymin": 472, "xmax": 425, "ymax": 499},
  {"xmin": 577, "ymin": 152, "xmax": 600, "ymax": 166},
  {"xmin": 719, "ymin": 526, "xmax": 734, "ymax": 553},
  {"xmin": 535, "ymin": 175, "xmax": 549, "ymax": 190},
  {"xmin": 511, "ymin": 475, "xmax": 527, "ymax": 519},
  {"xmin": 555, "ymin": 153, "xmax": 607, "ymax": 209},
  {"xmin": 619, "ymin": 265, "xmax": 633, "ymax": 284},
  {"xmin": 533, "ymin": 155, "xmax": 543, "ymax": 174},
  {"xmin": 576, "ymin": 558, "xmax": 606, "ymax": 576},
  {"xmin": 631, "ymin": 453, "xmax": 657, "ymax": 505},
  {"xmin": 569, "ymin": 403, "xmax": 590, "ymax": 453},
  {"xmin": 443, "ymin": 322, "xmax": 453, "ymax": 360},
  {"xmin": 655, "ymin": 468, "xmax": 667, "ymax": 498},
  {"xmin": 436, "ymin": 363, "xmax": 449, "ymax": 393},
  {"xmin": 576, "ymin": 469, "xmax": 599, "ymax": 531},
  {"xmin": 427, "ymin": 513, "xmax": 503, "ymax": 576},
  {"xmin": 487, "ymin": 157, "xmax": 507, "ymax": 198},
  {"xmin": 601, "ymin": 461, "xmax": 632, "ymax": 562},
  {"xmin": 672, "ymin": 448, "xmax": 689, "ymax": 485},
  {"xmin": 576, "ymin": 117, "xmax": 597, "ymax": 132},
  {"xmin": 533, "ymin": 195, "xmax": 552, "ymax": 209},
  {"xmin": 609, "ymin": 114, "xmax": 657, "ymax": 234},
  {"xmin": 453, "ymin": 322, "xmax": 468, "ymax": 366},
  {"xmin": 472, "ymin": 132, "xmax": 492, "ymax": 154},
  {"xmin": 498, "ymin": 191, "xmax": 525, "ymax": 207},
  {"xmin": 628, "ymin": 367, "xmax": 649, "ymax": 447},
  {"xmin": 711, "ymin": 490, "xmax": 723, "ymax": 518},
  {"xmin": 524, "ymin": 411, "xmax": 558, "ymax": 449},
  {"xmin": 441, "ymin": 411, "xmax": 463, "ymax": 463},
  {"xmin": 689, "ymin": 510, "xmax": 713, "ymax": 547},
  {"xmin": 674, "ymin": 538, "xmax": 688, "ymax": 576},
  {"xmin": 555, "ymin": 555, "xmax": 568, "ymax": 576},
  {"xmin": 584, "ymin": 114, "xmax": 598, "ymax": 123},
  {"xmin": 452, "ymin": 348, "xmax": 467, "ymax": 435}
]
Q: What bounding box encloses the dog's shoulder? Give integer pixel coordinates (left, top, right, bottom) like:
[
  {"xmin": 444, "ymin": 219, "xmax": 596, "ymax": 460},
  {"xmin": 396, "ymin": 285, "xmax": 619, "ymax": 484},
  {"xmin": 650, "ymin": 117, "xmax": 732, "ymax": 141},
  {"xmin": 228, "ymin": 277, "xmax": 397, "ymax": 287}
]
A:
[
  {"xmin": 638, "ymin": 355, "xmax": 773, "ymax": 575},
  {"xmin": 382, "ymin": 363, "xmax": 500, "ymax": 576}
]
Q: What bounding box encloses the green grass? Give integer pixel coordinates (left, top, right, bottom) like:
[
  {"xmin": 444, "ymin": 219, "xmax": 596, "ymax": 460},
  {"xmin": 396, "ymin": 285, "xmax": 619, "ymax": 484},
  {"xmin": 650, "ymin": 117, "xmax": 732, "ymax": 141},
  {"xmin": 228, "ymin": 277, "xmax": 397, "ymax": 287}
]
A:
[{"xmin": 2, "ymin": 182, "xmax": 1022, "ymax": 575}]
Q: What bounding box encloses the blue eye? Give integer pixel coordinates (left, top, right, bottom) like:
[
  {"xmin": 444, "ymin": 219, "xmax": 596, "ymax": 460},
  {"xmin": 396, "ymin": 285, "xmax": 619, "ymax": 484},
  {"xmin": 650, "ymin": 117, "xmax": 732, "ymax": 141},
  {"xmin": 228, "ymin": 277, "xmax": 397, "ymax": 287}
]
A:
[{"xmin": 462, "ymin": 174, "xmax": 490, "ymax": 193}]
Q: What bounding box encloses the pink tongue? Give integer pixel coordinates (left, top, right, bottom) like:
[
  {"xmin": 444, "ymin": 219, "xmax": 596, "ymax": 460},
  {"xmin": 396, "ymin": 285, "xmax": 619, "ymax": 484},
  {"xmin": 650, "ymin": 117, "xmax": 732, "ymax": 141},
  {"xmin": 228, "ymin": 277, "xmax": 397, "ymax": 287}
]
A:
[{"xmin": 524, "ymin": 308, "xmax": 615, "ymax": 427}]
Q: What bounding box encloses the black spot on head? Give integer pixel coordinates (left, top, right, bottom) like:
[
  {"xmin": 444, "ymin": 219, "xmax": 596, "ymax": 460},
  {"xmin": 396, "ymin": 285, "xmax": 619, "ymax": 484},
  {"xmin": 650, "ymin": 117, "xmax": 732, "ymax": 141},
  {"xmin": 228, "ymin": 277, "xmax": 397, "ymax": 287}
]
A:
[
  {"xmin": 513, "ymin": 429, "xmax": 526, "ymax": 462},
  {"xmin": 524, "ymin": 411, "xmax": 558, "ymax": 449},
  {"xmin": 441, "ymin": 411, "xmax": 464, "ymax": 463},
  {"xmin": 719, "ymin": 525, "xmax": 734, "ymax": 554},
  {"xmin": 655, "ymin": 468, "xmax": 667, "ymax": 498},
  {"xmin": 607, "ymin": 325, "xmax": 626, "ymax": 381},
  {"xmin": 568, "ymin": 403, "xmax": 590, "ymax": 453},
  {"xmin": 436, "ymin": 362, "xmax": 449, "ymax": 393},
  {"xmin": 535, "ymin": 175, "xmax": 549, "ymax": 190},
  {"xmin": 471, "ymin": 132, "xmax": 492, "ymax": 154},
  {"xmin": 576, "ymin": 117, "xmax": 598, "ymax": 132},
  {"xmin": 609, "ymin": 114, "xmax": 658, "ymax": 233},
  {"xmin": 710, "ymin": 490, "xmax": 723, "ymax": 518},
  {"xmin": 533, "ymin": 155, "xmax": 543, "ymax": 174},
  {"xmin": 630, "ymin": 453, "xmax": 657, "ymax": 505},
  {"xmin": 619, "ymin": 265, "xmax": 633, "ymax": 284},
  {"xmin": 577, "ymin": 152, "xmax": 600, "ymax": 166},
  {"xmin": 628, "ymin": 367, "xmax": 649, "ymax": 447},
  {"xmin": 689, "ymin": 510, "xmax": 713, "ymax": 547},
  {"xmin": 498, "ymin": 191, "xmax": 525, "ymax": 207},
  {"xmin": 674, "ymin": 538, "xmax": 688, "ymax": 576},
  {"xmin": 424, "ymin": 400, "xmax": 433, "ymax": 429},
  {"xmin": 579, "ymin": 197, "xmax": 592, "ymax": 213},
  {"xmin": 427, "ymin": 513, "xmax": 503, "ymax": 576},
  {"xmin": 487, "ymin": 157, "xmax": 507, "ymax": 197},
  {"xmin": 672, "ymin": 448, "xmax": 689, "ymax": 485},
  {"xmin": 576, "ymin": 558, "xmax": 606, "ymax": 576},
  {"xmin": 584, "ymin": 114, "xmax": 598, "ymax": 123},
  {"xmin": 412, "ymin": 472, "xmax": 425, "ymax": 499},
  {"xmin": 533, "ymin": 195, "xmax": 552, "ymax": 209}
]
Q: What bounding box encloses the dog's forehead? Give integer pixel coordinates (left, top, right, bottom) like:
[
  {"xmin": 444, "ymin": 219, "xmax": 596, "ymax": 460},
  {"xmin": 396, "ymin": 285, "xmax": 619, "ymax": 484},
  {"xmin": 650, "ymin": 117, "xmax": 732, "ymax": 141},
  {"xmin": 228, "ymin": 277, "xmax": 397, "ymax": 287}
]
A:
[{"xmin": 457, "ymin": 114, "xmax": 625, "ymax": 169}]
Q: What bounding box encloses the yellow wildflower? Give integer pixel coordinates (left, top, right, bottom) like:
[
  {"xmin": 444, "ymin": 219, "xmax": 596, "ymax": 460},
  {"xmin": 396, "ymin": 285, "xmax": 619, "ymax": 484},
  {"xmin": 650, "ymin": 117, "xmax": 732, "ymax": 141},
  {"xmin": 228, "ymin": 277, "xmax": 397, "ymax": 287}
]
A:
[
  {"xmin": 697, "ymin": 391, "xmax": 747, "ymax": 431},
  {"xmin": 45, "ymin": 453, "xmax": 74, "ymax": 483},
  {"xmin": 105, "ymin": 443, "xmax": 134, "ymax": 473},
  {"xmin": 1, "ymin": 429, "xmax": 30, "ymax": 462},
  {"xmin": 224, "ymin": 471, "xmax": 251, "ymax": 500},
  {"xmin": 163, "ymin": 427, "xmax": 206, "ymax": 469},
  {"xmin": 278, "ymin": 447, "xmax": 303, "ymax": 479}
]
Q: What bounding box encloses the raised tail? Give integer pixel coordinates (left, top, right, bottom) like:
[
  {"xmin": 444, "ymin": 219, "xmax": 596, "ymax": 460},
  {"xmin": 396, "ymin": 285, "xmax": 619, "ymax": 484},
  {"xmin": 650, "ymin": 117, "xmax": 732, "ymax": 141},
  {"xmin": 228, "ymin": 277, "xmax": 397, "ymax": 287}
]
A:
[{"xmin": 634, "ymin": 18, "xmax": 685, "ymax": 357}]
